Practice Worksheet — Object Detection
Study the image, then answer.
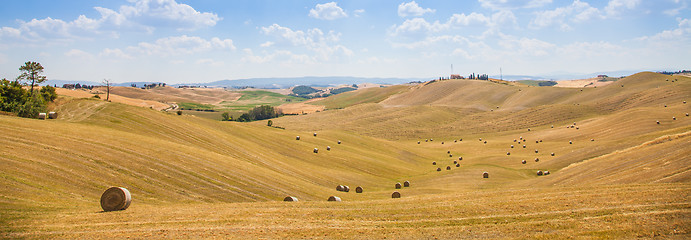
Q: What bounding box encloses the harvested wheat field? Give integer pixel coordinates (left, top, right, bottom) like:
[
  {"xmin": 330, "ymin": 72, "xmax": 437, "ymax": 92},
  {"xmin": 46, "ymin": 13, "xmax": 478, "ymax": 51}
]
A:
[{"xmin": 1, "ymin": 72, "xmax": 690, "ymax": 239}]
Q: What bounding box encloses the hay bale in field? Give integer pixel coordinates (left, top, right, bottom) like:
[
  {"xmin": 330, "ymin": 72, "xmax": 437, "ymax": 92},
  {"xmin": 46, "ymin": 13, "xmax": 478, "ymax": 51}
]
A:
[
  {"xmin": 100, "ymin": 187, "xmax": 131, "ymax": 212},
  {"xmin": 479, "ymin": 138, "xmax": 482, "ymax": 141},
  {"xmin": 313, "ymin": 148, "xmax": 319, "ymax": 153},
  {"xmin": 576, "ymin": 127, "xmax": 579, "ymax": 130},
  {"xmin": 395, "ymin": 182, "xmax": 402, "ymax": 189},
  {"xmin": 404, "ymin": 181, "xmax": 410, "ymax": 187},
  {"xmin": 528, "ymin": 128, "xmax": 531, "ymax": 131},
  {"xmin": 544, "ymin": 171, "xmax": 550, "ymax": 175},
  {"xmin": 446, "ymin": 166, "xmax": 451, "ymax": 170},
  {"xmin": 459, "ymin": 138, "xmax": 463, "ymax": 141},
  {"xmin": 510, "ymin": 145, "xmax": 514, "ymax": 148},
  {"xmin": 37, "ymin": 112, "xmax": 47, "ymax": 120},
  {"xmin": 313, "ymin": 133, "xmax": 317, "ymax": 137},
  {"xmin": 551, "ymin": 152, "xmax": 555, "ymax": 156},
  {"xmin": 513, "ymin": 139, "xmax": 517, "ymax": 142},
  {"xmin": 326, "ymin": 146, "xmax": 331, "ymax": 151},
  {"xmin": 456, "ymin": 163, "xmax": 460, "ymax": 167},
  {"xmin": 336, "ymin": 185, "xmax": 345, "ymax": 191},
  {"xmin": 425, "ymin": 139, "xmax": 429, "ymax": 142},
  {"xmin": 535, "ymin": 149, "xmax": 539, "ymax": 153},
  {"xmin": 686, "ymin": 113, "xmax": 689, "ymax": 116},
  {"xmin": 522, "ymin": 160, "xmax": 526, "ymax": 164},
  {"xmin": 328, "ymin": 196, "xmax": 341, "ymax": 202},
  {"xmin": 437, "ymin": 168, "xmax": 442, "ymax": 171},
  {"xmin": 48, "ymin": 112, "xmax": 57, "ymax": 119},
  {"xmin": 591, "ymin": 139, "xmax": 595, "ymax": 141},
  {"xmin": 657, "ymin": 120, "xmax": 660, "ymax": 124},
  {"xmin": 433, "ymin": 161, "xmax": 436, "ymax": 165},
  {"xmin": 523, "ymin": 145, "xmax": 526, "ymax": 148},
  {"xmin": 454, "ymin": 140, "xmax": 457, "ymax": 143},
  {"xmin": 449, "ymin": 154, "xmax": 453, "ymax": 157},
  {"xmin": 673, "ymin": 117, "xmax": 676, "ymax": 120},
  {"xmin": 551, "ymin": 125, "xmax": 554, "ymax": 128},
  {"xmin": 506, "ymin": 152, "xmax": 511, "ymax": 155},
  {"xmin": 484, "ymin": 141, "xmax": 487, "ymax": 144},
  {"xmin": 454, "ymin": 160, "xmax": 457, "ymax": 164},
  {"xmin": 458, "ymin": 157, "xmax": 463, "ymax": 160},
  {"xmin": 569, "ymin": 141, "xmax": 572, "ymax": 144},
  {"xmin": 537, "ymin": 170, "xmax": 543, "ymax": 176},
  {"xmin": 684, "ymin": 101, "xmax": 687, "ymax": 104},
  {"xmin": 430, "ymin": 139, "xmax": 434, "ymax": 142},
  {"xmin": 355, "ymin": 186, "xmax": 363, "ymax": 193},
  {"xmin": 535, "ymin": 158, "xmax": 540, "ymax": 162},
  {"xmin": 296, "ymin": 136, "xmax": 300, "ymax": 140},
  {"xmin": 664, "ymin": 105, "xmax": 667, "ymax": 107},
  {"xmin": 344, "ymin": 186, "xmax": 350, "ymax": 192},
  {"xmin": 483, "ymin": 172, "xmax": 489, "ymax": 178},
  {"xmin": 418, "ymin": 141, "xmax": 421, "ymax": 144},
  {"xmin": 441, "ymin": 141, "xmax": 444, "ymax": 144},
  {"xmin": 338, "ymin": 140, "xmax": 342, "ymax": 144},
  {"xmin": 284, "ymin": 196, "xmax": 298, "ymax": 202},
  {"xmin": 392, "ymin": 192, "xmax": 401, "ymax": 198},
  {"xmin": 447, "ymin": 150, "xmax": 451, "ymax": 154}
]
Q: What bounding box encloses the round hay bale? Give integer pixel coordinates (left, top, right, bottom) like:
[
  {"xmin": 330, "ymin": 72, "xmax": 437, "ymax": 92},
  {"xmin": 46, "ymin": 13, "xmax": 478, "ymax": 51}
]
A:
[
  {"xmin": 344, "ymin": 186, "xmax": 350, "ymax": 192},
  {"xmin": 404, "ymin": 181, "xmax": 410, "ymax": 187},
  {"xmin": 432, "ymin": 161, "xmax": 436, "ymax": 165},
  {"xmin": 454, "ymin": 140, "xmax": 457, "ymax": 143},
  {"xmin": 454, "ymin": 160, "xmax": 457, "ymax": 164},
  {"xmin": 425, "ymin": 139, "xmax": 429, "ymax": 142},
  {"xmin": 458, "ymin": 157, "xmax": 463, "ymax": 160},
  {"xmin": 326, "ymin": 146, "xmax": 331, "ymax": 151},
  {"xmin": 673, "ymin": 117, "xmax": 676, "ymax": 120},
  {"xmin": 544, "ymin": 171, "xmax": 550, "ymax": 175},
  {"xmin": 441, "ymin": 141, "xmax": 444, "ymax": 144},
  {"xmin": 392, "ymin": 192, "xmax": 401, "ymax": 198},
  {"xmin": 539, "ymin": 140, "xmax": 543, "ymax": 142},
  {"xmin": 535, "ymin": 158, "xmax": 540, "ymax": 162},
  {"xmin": 484, "ymin": 141, "xmax": 487, "ymax": 144},
  {"xmin": 313, "ymin": 148, "xmax": 318, "ymax": 153},
  {"xmin": 576, "ymin": 127, "xmax": 579, "ymax": 130},
  {"xmin": 551, "ymin": 125, "xmax": 554, "ymax": 128},
  {"xmin": 313, "ymin": 132, "xmax": 318, "ymax": 137},
  {"xmin": 447, "ymin": 150, "xmax": 451, "ymax": 154},
  {"xmin": 437, "ymin": 167, "xmax": 442, "ymax": 171},
  {"xmin": 479, "ymin": 138, "xmax": 482, "ymax": 141},
  {"xmin": 657, "ymin": 120, "xmax": 660, "ymax": 124},
  {"xmin": 430, "ymin": 139, "xmax": 434, "ymax": 141},
  {"xmin": 37, "ymin": 112, "xmax": 47, "ymax": 120},
  {"xmin": 446, "ymin": 166, "xmax": 451, "ymax": 170},
  {"xmin": 684, "ymin": 101, "xmax": 687, "ymax": 104},
  {"xmin": 537, "ymin": 170, "xmax": 543, "ymax": 176},
  {"xmin": 296, "ymin": 136, "xmax": 300, "ymax": 140},
  {"xmin": 569, "ymin": 141, "xmax": 572, "ymax": 144},
  {"xmin": 527, "ymin": 128, "xmax": 531, "ymax": 131},
  {"xmin": 100, "ymin": 187, "xmax": 131, "ymax": 212},
  {"xmin": 510, "ymin": 145, "xmax": 514, "ymax": 148},
  {"xmin": 459, "ymin": 138, "xmax": 463, "ymax": 141},
  {"xmin": 535, "ymin": 149, "xmax": 539, "ymax": 153},
  {"xmin": 551, "ymin": 152, "xmax": 555, "ymax": 156},
  {"xmin": 395, "ymin": 182, "xmax": 402, "ymax": 189},
  {"xmin": 283, "ymin": 196, "xmax": 298, "ymax": 202},
  {"xmin": 664, "ymin": 105, "xmax": 667, "ymax": 107},
  {"xmin": 523, "ymin": 145, "xmax": 526, "ymax": 148},
  {"xmin": 513, "ymin": 139, "xmax": 517, "ymax": 142},
  {"xmin": 48, "ymin": 112, "xmax": 57, "ymax": 119},
  {"xmin": 328, "ymin": 196, "xmax": 341, "ymax": 202},
  {"xmin": 686, "ymin": 113, "xmax": 689, "ymax": 117},
  {"xmin": 482, "ymin": 172, "xmax": 489, "ymax": 178},
  {"xmin": 336, "ymin": 185, "xmax": 345, "ymax": 191},
  {"xmin": 506, "ymin": 152, "xmax": 511, "ymax": 155},
  {"xmin": 355, "ymin": 186, "xmax": 363, "ymax": 193},
  {"xmin": 338, "ymin": 140, "xmax": 342, "ymax": 144},
  {"xmin": 455, "ymin": 163, "xmax": 460, "ymax": 167},
  {"xmin": 418, "ymin": 141, "xmax": 421, "ymax": 144},
  {"xmin": 522, "ymin": 160, "xmax": 526, "ymax": 164},
  {"xmin": 535, "ymin": 141, "xmax": 538, "ymax": 144},
  {"xmin": 591, "ymin": 139, "xmax": 595, "ymax": 141},
  {"xmin": 449, "ymin": 154, "xmax": 453, "ymax": 157}
]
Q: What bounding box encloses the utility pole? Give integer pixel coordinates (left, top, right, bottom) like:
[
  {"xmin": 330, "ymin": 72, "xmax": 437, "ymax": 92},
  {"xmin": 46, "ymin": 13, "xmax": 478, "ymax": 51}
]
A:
[{"xmin": 500, "ymin": 67, "xmax": 503, "ymax": 81}]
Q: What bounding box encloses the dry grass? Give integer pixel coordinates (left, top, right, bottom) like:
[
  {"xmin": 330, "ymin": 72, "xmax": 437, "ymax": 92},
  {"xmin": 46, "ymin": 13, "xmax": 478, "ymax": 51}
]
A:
[{"xmin": 1, "ymin": 72, "xmax": 689, "ymax": 238}]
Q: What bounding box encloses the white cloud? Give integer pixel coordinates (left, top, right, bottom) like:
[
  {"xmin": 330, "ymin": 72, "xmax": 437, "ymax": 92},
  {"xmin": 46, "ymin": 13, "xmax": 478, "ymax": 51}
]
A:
[
  {"xmin": 604, "ymin": 0, "xmax": 641, "ymax": 17},
  {"xmin": 196, "ymin": 58, "xmax": 224, "ymax": 66},
  {"xmin": 115, "ymin": 35, "xmax": 235, "ymax": 57},
  {"xmin": 100, "ymin": 48, "xmax": 133, "ymax": 59},
  {"xmin": 0, "ymin": 0, "xmax": 219, "ymax": 43},
  {"xmin": 398, "ymin": 1, "xmax": 436, "ymax": 17},
  {"xmin": 391, "ymin": 18, "xmax": 447, "ymax": 36},
  {"xmin": 479, "ymin": 0, "xmax": 552, "ymax": 10},
  {"xmin": 391, "ymin": 10, "xmax": 517, "ymax": 37},
  {"xmin": 530, "ymin": 0, "xmax": 602, "ymax": 31},
  {"xmin": 260, "ymin": 41, "xmax": 275, "ymax": 47},
  {"xmin": 64, "ymin": 49, "xmax": 94, "ymax": 59},
  {"xmin": 260, "ymin": 24, "xmax": 353, "ymax": 62},
  {"xmin": 354, "ymin": 9, "xmax": 365, "ymax": 17},
  {"xmin": 309, "ymin": 2, "xmax": 348, "ymax": 20},
  {"xmin": 636, "ymin": 18, "xmax": 691, "ymax": 42}
]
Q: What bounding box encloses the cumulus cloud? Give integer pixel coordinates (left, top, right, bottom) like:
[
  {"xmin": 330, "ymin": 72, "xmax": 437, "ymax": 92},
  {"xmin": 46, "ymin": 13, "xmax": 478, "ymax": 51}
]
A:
[
  {"xmin": 125, "ymin": 35, "xmax": 235, "ymax": 56},
  {"xmin": 391, "ymin": 10, "xmax": 517, "ymax": 37},
  {"xmin": 260, "ymin": 24, "xmax": 353, "ymax": 62},
  {"xmin": 636, "ymin": 18, "xmax": 691, "ymax": 42},
  {"xmin": 354, "ymin": 9, "xmax": 365, "ymax": 17},
  {"xmin": 530, "ymin": 0, "xmax": 602, "ymax": 31},
  {"xmin": 309, "ymin": 2, "xmax": 348, "ymax": 20},
  {"xmin": 65, "ymin": 49, "xmax": 94, "ymax": 59},
  {"xmin": 479, "ymin": 0, "xmax": 552, "ymax": 10},
  {"xmin": 0, "ymin": 0, "xmax": 220, "ymax": 43},
  {"xmin": 100, "ymin": 48, "xmax": 133, "ymax": 59},
  {"xmin": 604, "ymin": 0, "xmax": 641, "ymax": 17},
  {"xmin": 398, "ymin": 1, "xmax": 436, "ymax": 17}
]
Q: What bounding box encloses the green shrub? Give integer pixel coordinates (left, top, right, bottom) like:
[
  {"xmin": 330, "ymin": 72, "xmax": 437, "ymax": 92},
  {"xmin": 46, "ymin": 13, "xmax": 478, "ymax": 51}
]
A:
[
  {"xmin": 176, "ymin": 110, "xmax": 182, "ymax": 115},
  {"xmin": 17, "ymin": 94, "xmax": 46, "ymax": 118}
]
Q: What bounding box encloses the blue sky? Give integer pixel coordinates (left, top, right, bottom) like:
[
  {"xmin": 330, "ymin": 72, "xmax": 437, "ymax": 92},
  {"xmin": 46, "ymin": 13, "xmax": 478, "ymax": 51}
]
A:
[{"xmin": 0, "ymin": 0, "xmax": 688, "ymax": 83}]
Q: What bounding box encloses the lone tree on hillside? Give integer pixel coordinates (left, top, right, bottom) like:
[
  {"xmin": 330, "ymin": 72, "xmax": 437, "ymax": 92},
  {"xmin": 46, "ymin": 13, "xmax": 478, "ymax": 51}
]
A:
[
  {"xmin": 102, "ymin": 78, "xmax": 112, "ymax": 101},
  {"xmin": 17, "ymin": 61, "xmax": 47, "ymax": 96}
]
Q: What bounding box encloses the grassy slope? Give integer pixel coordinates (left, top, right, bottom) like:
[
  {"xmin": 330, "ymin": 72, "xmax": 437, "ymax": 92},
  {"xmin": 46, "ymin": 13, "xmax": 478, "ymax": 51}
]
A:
[{"xmin": 1, "ymin": 72, "xmax": 690, "ymax": 238}]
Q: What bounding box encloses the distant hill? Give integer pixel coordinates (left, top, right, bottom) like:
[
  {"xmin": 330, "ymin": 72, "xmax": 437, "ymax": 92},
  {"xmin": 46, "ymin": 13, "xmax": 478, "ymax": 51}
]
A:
[{"xmin": 191, "ymin": 76, "xmax": 425, "ymax": 89}]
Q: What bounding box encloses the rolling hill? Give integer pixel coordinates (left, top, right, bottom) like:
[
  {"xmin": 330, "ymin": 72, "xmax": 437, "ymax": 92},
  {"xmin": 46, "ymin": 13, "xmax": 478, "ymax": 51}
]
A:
[{"xmin": 1, "ymin": 72, "xmax": 689, "ymax": 238}]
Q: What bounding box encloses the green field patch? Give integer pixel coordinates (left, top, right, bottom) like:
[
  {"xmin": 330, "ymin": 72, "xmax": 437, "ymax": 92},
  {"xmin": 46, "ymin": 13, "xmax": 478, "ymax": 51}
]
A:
[{"xmin": 178, "ymin": 102, "xmax": 215, "ymax": 110}]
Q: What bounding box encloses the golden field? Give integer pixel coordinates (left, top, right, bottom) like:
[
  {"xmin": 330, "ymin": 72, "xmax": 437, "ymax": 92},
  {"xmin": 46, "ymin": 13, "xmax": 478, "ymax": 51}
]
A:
[{"xmin": 1, "ymin": 72, "xmax": 689, "ymax": 239}]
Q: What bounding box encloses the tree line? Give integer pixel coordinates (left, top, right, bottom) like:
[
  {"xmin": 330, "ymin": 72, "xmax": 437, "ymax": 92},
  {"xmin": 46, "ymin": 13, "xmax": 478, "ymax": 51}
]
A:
[{"xmin": 0, "ymin": 61, "xmax": 57, "ymax": 118}]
